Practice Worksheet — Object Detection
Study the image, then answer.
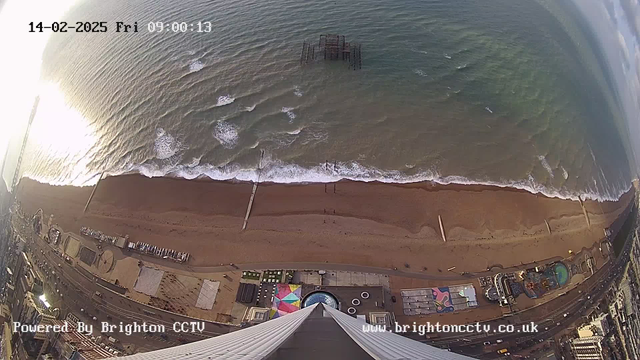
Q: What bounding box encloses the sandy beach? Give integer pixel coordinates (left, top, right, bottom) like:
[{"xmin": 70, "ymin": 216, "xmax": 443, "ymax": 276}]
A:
[{"xmin": 15, "ymin": 175, "xmax": 634, "ymax": 274}]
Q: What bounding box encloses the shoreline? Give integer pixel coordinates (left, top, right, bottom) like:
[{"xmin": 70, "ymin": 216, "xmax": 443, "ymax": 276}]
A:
[
  {"xmin": 15, "ymin": 174, "xmax": 635, "ymax": 273},
  {"xmin": 22, "ymin": 165, "xmax": 633, "ymax": 203}
]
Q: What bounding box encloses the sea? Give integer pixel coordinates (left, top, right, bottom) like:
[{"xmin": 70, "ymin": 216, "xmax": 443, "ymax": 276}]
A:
[{"xmin": 21, "ymin": 0, "xmax": 634, "ymax": 201}]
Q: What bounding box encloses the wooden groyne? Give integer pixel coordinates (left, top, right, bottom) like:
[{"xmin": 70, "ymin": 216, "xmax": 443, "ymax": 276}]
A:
[
  {"xmin": 578, "ymin": 196, "xmax": 591, "ymax": 228},
  {"xmin": 438, "ymin": 215, "xmax": 447, "ymax": 242},
  {"xmin": 544, "ymin": 219, "xmax": 551, "ymax": 235},
  {"xmin": 242, "ymin": 150, "xmax": 265, "ymax": 230},
  {"xmin": 83, "ymin": 172, "xmax": 104, "ymax": 214},
  {"xmin": 243, "ymin": 184, "xmax": 258, "ymax": 231}
]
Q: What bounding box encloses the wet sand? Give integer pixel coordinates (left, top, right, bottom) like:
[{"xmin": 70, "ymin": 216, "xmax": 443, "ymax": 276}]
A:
[{"xmin": 15, "ymin": 175, "xmax": 634, "ymax": 273}]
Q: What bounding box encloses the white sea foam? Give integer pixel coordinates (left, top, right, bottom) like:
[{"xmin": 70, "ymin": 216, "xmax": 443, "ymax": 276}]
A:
[
  {"xmin": 271, "ymin": 135, "xmax": 297, "ymax": 148},
  {"xmin": 599, "ymin": 167, "xmax": 609, "ymax": 188},
  {"xmin": 154, "ymin": 128, "xmax": 182, "ymax": 160},
  {"xmin": 413, "ymin": 69, "xmax": 428, "ymax": 77},
  {"xmin": 213, "ymin": 121, "xmax": 239, "ymax": 149},
  {"xmin": 249, "ymin": 141, "xmax": 260, "ymax": 149},
  {"xmin": 186, "ymin": 156, "xmax": 202, "ymax": 168},
  {"xmin": 301, "ymin": 129, "xmax": 328, "ymax": 145},
  {"xmin": 293, "ymin": 86, "xmax": 303, "ymax": 97},
  {"xmin": 245, "ymin": 105, "xmax": 256, "ymax": 112},
  {"xmin": 216, "ymin": 95, "xmax": 235, "ymax": 107},
  {"xmin": 281, "ymin": 107, "xmax": 296, "ymax": 122},
  {"xmin": 537, "ymin": 155, "xmax": 554, "ymax": 178},
  {"xmin": 99, "ymin": 158, "xmax": 631, "ymax": 203},
  {"xmin": 23, "ymin": 155, "xmax": 632, "ymax": 203},
  {"xmin": 286, "ymin": 128, "xmax": 303, "ymax": 135},
  {"xmin": 588, "ymin": 144, "xmax": 597, "ymax": 162},
  {"xmin": 561, "ymin": 166, "xmax": 569, "ymax": 180},
  {"xmin": 188, "ymin": 60, "xmax": 204, "ymax": 73}
]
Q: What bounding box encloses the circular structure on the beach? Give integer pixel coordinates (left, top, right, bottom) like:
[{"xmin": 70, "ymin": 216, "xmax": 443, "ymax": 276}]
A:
[
  {"xmin": 351, "ymin": 298, "xmax": 361, "ymax": 306},
  {"xmin": 347, "ymin": 307, "xmax": 357, "ymax": 315},
  {"xmin": 361, "ymin": 291, "xmax": 370, "ymax": 299},
  {"xmin": 484, "ymin": 286, "xmax": 499, "ymax": 301},
  {"xmin": 302, "ymin": 291, "xmax": 339, "ymax": 309},
  {"xmin": 97, "ymin": 250, "xmax": 114, "ymax": 273},
  {"xmin": 554, "ymin": 262, "xmax": 569, "ymax": 286}
]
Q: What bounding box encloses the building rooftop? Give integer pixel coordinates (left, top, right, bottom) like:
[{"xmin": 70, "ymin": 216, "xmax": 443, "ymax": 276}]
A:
[{"xmin": 114, "ymin": 303, "xmax": 473, "ymax": 360}]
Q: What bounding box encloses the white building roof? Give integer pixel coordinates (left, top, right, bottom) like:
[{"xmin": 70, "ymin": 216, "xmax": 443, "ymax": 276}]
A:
[
  {"xmin": 113, "ymin": 303, "xmax": 475, "ymax": 360},
  {"xmin": 324, "ymin": 305, "xmax": 474, "ymax": 360}
]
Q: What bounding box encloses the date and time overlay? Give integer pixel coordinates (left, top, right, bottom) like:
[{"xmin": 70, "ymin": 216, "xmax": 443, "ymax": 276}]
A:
[{"xmin": 29, "ymin": 21, "xmax": 213, "ymax": 33}]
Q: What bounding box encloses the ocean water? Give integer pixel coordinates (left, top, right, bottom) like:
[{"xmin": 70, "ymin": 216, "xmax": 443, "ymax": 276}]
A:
[{"xmin": 22, "ymin": 0, "xmax": 633, "ymax": 201}]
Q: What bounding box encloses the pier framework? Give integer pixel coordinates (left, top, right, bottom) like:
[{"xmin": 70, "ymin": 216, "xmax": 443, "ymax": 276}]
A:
[{"xmin": 300, "ymin": 34, "xmax": 362, "ymax": 70}]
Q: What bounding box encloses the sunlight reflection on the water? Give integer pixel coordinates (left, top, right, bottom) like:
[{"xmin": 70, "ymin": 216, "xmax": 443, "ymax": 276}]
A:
[{"xmin": 0, "ymin": 0, "xmax": 80, "ymax": 187}]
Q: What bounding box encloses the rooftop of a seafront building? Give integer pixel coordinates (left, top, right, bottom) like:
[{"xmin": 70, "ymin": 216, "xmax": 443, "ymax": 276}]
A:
[{"xmin": 113, "ymin": 303, "xmax": 475, "ymax": 360}]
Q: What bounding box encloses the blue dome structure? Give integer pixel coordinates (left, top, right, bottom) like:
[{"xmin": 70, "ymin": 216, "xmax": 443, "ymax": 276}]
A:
[{"xmin": 302, "ymin": 291, "xmax": 339, "ymax": 309}]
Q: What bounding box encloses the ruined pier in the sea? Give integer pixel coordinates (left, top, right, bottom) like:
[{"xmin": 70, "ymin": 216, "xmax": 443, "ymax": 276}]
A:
[{"xmin": 300, "ymin": 34, "xmax": 362, "ymax": 70}]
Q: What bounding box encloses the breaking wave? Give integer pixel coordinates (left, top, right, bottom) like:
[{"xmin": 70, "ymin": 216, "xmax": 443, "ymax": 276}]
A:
[
  {"xmin": 281, "ymin": 107, "xmax": 296, "ymax": 121},
  {"xmin": 215, "ymin": 95, "xmax": 235, "ymax": 107},
  {"xmin": 286, "ymin": 128, "xmax": 303, "ymax": 135},
  {"xmin": 413, "ymin": 69, "xmax": 428, "ymax": 77},
  {"xmin": 213, "ymin": 121, "xmax": 239, "ymax": 149},
  {"xmin": 154, "ymin": 128, "xmax": 182, "ymax": 160},
  {"xmin": 186, "ymin": 156, "xmax": 202, "ymax": 167},
  {"xmin": 538, "ymin": 155, "xmax": 554, "ymax": 178},
  {"xmin": 81, "ymin": 158, "xmax": 631, "ymax": 203},
  {"xmin": 188, "ymin": 60, "xmax": 204, "ymax": 73}
]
